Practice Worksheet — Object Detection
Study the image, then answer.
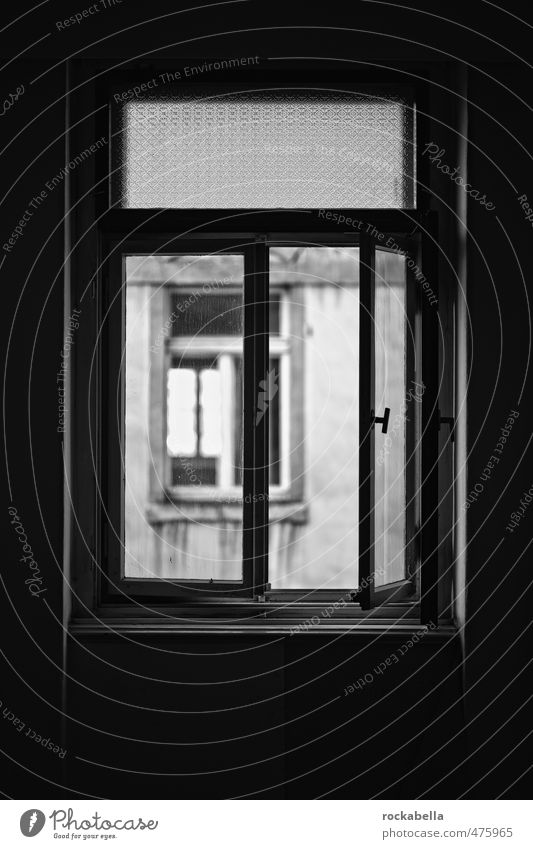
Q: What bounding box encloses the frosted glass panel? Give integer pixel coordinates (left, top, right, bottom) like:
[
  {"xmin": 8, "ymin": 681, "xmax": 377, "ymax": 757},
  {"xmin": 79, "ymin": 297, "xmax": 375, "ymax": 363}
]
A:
[{"xmin": 114, "ymin": 90, "xmax": 414, "ymax": 208}]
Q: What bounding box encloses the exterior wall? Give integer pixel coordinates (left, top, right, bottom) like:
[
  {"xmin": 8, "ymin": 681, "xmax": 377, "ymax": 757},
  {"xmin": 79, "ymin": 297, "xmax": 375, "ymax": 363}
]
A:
[
  {"xmin": 272, "ymin": 282, "xmax": 360, "ymax": 588},
  {"xmin": 124, "ymin": 279, "xmax": 361, "ymax": 587}
]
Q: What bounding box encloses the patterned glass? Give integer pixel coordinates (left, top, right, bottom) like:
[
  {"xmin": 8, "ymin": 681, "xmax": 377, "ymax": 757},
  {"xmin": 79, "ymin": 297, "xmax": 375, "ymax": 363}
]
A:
[{"xmin": 113, "ymin": 89, "xmax": 415, "ymax": 208}]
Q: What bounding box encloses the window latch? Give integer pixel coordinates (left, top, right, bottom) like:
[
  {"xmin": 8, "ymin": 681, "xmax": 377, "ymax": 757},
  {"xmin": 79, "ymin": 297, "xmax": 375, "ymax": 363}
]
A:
[{"xmin": 372, "ymin": 407, "xmax": 390, "ymax": 434}]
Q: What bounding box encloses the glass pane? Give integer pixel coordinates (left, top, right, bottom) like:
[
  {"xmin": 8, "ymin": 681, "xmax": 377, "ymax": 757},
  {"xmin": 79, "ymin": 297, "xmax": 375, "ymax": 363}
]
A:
[
  {"xmin": 374, "ymin": 248, "xmax": 407, "ymax": 586},
  {"xmin": 166, "ymin": 367, "xmax": 196, "ymax": 456},
  {"xmin": 199, "ymin": 368, "xmax": 222, "ymax": 456},
  {"xmin": 269, "ymin": 294, "xmax": 281, "ymax": 335},
  {"xmin": 269, "ymin": 246, "xmax": 359, "ymax": 588},
  {"xmin": 172, "ymin": 455, "xmax": 216, "ymax": 487},
  {"xmin": 170, "ymin": 292, "xmax": 243, "ymax": 336},
  {"xmin": 233, "ymin": 356, "xmax": 243, "ymax": 487},
  {"xmin": 113, "ymin": 89, "xmax": 415, "ymax": 208},
  {"xmin": 124, "ymin": 253, "xmax": 244, "ymax": 581},
  {"xmin": 269, "ymin": 356, "xmax": 281, "ymax": 487},
  {"xmin": 168, "ymin": 356, "xmax": 220, "ymax": 485}
]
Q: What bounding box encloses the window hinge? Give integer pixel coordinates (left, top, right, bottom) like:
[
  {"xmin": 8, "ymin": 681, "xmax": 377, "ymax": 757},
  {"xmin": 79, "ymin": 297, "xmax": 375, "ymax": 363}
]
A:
[
  {"xmin": 438, "ymin": 410, "xmax": 455, "ymax": 442},
  {"xmin": 255, "ymin": 583, "xmax": 271, "ymax": 602},
  {"xmin": 414, "ymin": 524, "xmax": 422, "ymax": 566},
  {"xmin": 102, "ymin": 524, "xmax": 108, "ymax": 562}
]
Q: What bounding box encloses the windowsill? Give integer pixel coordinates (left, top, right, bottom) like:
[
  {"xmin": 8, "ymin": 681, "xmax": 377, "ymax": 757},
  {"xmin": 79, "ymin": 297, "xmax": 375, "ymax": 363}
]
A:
[
  {"xmin": 70, "ymin": 620, "xmax": 456, "ymax": 638},
  {"xmin": 70, "ymin": 601, "xmax": 457, "ymax": 638},
  {"xmin": 146, "ymin": 500, "xmax": 308, "ymax": 524}
]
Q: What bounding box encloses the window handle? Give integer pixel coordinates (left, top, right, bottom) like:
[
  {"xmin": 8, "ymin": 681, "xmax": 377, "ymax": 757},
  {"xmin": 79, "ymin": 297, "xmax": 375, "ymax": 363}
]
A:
[{"xmin": 373, "ymin": 407, "xmax": 390, "ymax": 434}]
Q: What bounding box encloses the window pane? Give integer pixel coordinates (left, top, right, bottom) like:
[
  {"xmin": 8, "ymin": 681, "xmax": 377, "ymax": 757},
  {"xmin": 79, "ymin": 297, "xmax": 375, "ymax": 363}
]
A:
[
  {"xmin": 113, "ymin": 89, "xmax": 415, "ymax": 208},
  {"xmin": 167, "ymin": 358, "xmax": 223, "ymax": 486},
  {"xmin": 199, "ymin": 368, "xmax": 222, "ymax": 456},
  {"xmin": 269, "ymin": 246, "xmax": 359, "ymax": 588},
  {"xmin": 167, "ymin": 367, "xmax": 196, "ymax": 456},
  {"xmin": 374, "ymin": 248, "xmax": 407, "ymax": 586},
  {"xmin": 270, "ymin": 294, "xmax": 281, "ymax": 335},
  {"xmin": 172, "ymin": 455, "xmax": 217, "ymax": 487},
  {"xmin": 124, "ymin": 253, "xmax": 244, "ymax": 581},
  {"xmin": 170, "ymin": 292, "xmax": 243, "ymax": 336},
  {"xmin": 233, "ymin": 356, "xmax": 243, "ymax": 487},
  {"xmin": 269, "ymin": 356, "xmax": 281, "ymax": 487}
]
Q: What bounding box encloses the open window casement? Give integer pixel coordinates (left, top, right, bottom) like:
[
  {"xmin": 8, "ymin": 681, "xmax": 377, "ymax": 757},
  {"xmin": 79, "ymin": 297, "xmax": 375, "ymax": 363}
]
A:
[{"xmin": 357, "ymin": 231, "xmax": 439, "ymax": 620}]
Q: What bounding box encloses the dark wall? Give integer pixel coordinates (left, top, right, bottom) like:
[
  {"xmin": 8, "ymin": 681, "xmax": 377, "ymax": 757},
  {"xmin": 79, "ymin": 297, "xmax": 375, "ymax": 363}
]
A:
[
  {"xmin": 2, "ymin": 0, "xmax": 532, "ymax": 799},
  {"xmin": 66, "ymin": 632, "xmax": 464, "ymax": 799},
  {"xmin": 462, "ymin": 65, "xmax": 533, "ymax": 798},
  {"xmin": 1, "ymin": 62, "xmax": 66, "ymax": 796}
]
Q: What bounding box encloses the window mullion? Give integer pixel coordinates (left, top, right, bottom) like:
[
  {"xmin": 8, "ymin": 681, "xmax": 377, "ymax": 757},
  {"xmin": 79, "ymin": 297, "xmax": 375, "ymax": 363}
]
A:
[
  {"xmin": 254, "ymin": 239, "xmax": 269, "ymax": 595},
  {"xmin": 420, "ymin": 220, "xmax": 440, "ymax": 625},
  {"xmin": 218, "ymin": 354, "xmax": 233, "ymax": 489},
  {"xmin": 243, "ymin": 241, "xmax": 269, "ymax": 596}
]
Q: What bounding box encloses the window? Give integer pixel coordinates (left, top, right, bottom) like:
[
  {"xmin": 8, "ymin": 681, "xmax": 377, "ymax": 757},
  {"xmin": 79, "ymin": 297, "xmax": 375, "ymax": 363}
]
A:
[
  {"xmin": 73, "ymin": 74, "xmax": 449, "ymax": 625},
  {"xmin": 112, "ymin": 88, "xmax": 415, "ymax": 208}
]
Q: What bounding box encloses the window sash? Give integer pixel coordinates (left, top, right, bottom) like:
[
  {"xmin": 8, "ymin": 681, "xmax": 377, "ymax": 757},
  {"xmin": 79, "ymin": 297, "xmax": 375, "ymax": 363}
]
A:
[
  {"xmin": 357, "ymin": 234, "xmax": 421, "ymax": 609},
  {"xmin": 99, "ymin": 218, "xmax": 438, "ymax": 624}
]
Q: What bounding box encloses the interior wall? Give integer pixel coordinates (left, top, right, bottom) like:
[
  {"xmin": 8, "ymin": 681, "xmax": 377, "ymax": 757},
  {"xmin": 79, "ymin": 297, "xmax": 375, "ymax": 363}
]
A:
[
  {"xmin": 2, "ymin": 2, "xmax": 531, "ymax": 799},
  {"xmin": 462, "ymin": 63, "xmax": 533, "ymax": 798},
  {"xmin": 1, "ymin": 62, "xmax": 66, "ymax": 796}
]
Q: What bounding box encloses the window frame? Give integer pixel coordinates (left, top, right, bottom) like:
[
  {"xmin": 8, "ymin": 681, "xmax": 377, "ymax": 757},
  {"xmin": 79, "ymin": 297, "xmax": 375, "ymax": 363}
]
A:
[
  {"xmin": 95, "ymin": 220, "xmax": 440, "ymax": 619},
  {"xmin": 68, "ymin": 63, "xmax": 451, "ymax": 627}
]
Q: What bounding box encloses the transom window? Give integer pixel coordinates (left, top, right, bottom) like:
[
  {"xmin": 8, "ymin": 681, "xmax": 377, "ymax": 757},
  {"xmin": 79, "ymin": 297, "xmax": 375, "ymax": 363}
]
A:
[{"xmin": 112, "ymin": 87, "xmax": 415, "ymax": 208}]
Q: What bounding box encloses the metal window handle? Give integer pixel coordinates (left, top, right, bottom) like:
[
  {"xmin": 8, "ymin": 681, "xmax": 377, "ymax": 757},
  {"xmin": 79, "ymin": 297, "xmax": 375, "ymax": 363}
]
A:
[{"xmin": 373, "ymin": 407, "xmax": 390, "ymax": 434}]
